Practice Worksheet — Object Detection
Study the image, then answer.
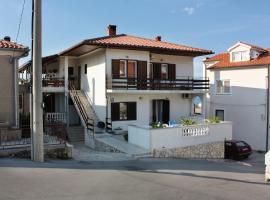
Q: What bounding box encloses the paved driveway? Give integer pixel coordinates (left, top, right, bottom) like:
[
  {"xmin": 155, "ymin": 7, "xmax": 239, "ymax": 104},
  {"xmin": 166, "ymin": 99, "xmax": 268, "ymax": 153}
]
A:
[{"xmin": 0, "ymin": 152, "xmax": 267, "ymax": 200}]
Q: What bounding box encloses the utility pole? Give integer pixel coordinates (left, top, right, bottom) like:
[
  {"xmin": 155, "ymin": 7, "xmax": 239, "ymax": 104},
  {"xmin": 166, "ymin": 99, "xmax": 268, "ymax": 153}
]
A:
[{"xmin": 31, "ymin": 0, "xmax": 44, "ymax": 162}]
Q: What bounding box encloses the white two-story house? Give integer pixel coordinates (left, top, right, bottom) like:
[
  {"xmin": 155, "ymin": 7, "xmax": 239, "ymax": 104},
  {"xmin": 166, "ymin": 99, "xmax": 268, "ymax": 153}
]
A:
[
  {"xmin": 204, "ymin": 41, "xmax": 270, "ymax": 151},
  {"xmin": 20, "ymin": 25, "xmax": 212, "ymax": 142}
]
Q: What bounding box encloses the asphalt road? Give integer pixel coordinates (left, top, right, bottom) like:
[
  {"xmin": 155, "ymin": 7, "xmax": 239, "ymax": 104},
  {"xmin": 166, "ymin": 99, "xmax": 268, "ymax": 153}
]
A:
[{"xmin": 0, "ymin": 154, "xmax": 268, "ymax": 200}]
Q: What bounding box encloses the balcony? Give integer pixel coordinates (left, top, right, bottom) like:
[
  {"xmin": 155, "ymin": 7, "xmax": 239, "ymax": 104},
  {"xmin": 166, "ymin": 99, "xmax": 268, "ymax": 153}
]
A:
[
  {"xmin": 106, "ymin": 76, "xmax": 209, "ymax": 93},
  {"xmin": 42, "ymin": 77, "xmax": 65, "ymax": 93}
]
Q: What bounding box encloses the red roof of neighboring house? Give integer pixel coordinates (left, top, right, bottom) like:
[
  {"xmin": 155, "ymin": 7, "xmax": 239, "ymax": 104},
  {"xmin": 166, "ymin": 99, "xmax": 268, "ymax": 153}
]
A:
[
  {"xmin": 238, "ymin": 41, "xmax": 267, "ymax": 52},
  {"xmin": 205, "ymin": 50, "xmax": 270, "ymax": 69},
  {"xmin": 60, "ymin": 34, "xmax": 213, "ymax": 56},
  {"xmin": 0, "ymin": 39, "xmax": 28, "ymax": 50}
]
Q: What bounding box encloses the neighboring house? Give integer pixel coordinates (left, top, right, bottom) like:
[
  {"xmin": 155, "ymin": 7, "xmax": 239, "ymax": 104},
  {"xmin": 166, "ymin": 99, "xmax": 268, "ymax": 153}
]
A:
[
  {"xmin": 19, "ymin": 25, "xmax": 212, "ymax": 141},
  {"xmin": 204, "ymin": 41, "xmax": 270, "ymax": 151},
  {"xmin": 0, "ymin": 36, "xmax": 29, "ymax": 128}
]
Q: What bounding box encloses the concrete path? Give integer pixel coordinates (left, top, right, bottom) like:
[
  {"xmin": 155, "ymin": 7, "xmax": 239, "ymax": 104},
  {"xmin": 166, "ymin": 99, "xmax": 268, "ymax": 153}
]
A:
[
  {"xmin": 95, "ymin": 133, "xmax": 151, "ymax": 156},
  {"xmin": 72, "ymin": 142, "xmax": 134, "ymax": 162}
]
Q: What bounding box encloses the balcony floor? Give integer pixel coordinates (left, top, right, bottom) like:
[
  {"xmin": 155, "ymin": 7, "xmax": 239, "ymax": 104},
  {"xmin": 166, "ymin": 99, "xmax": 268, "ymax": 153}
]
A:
[{"xmin": 107, "ymin": 89, "xmax": 208, "ymax": 94}]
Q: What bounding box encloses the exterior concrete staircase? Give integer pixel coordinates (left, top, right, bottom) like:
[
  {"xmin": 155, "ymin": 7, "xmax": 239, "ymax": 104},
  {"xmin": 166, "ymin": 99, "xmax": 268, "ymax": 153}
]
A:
[
  {"xmin": 69, "ymin": 89, "xmax": 103, "ymax": 133},
  {"xmin": 67, "ymin": 126, "xmax": 85, "ymax": 143}
]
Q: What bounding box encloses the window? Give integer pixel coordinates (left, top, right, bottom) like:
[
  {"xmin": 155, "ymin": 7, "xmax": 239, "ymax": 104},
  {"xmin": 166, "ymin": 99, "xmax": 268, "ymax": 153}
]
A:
[
  {"xmin": 119, "ymin": 60, "xmax": 127, "ymax": 78},
  {"xmin": 84, "ymin": 64, "xmax": 87, "ymax": 74},
  {"xmin": 215, "ymin": 109, "xmax": 224, "ymax": 121},
  {"xmin": 119, "ymin": 103, "xmax": 128, "ymax": 120},
  {"xmin": 216, "ymin": 80, "xmax": 231, "ymax": 94},
  {"xmin": 127, "ymin": 61, "xmax": 137, "ymax": 78},
  {"xmin": 161, "ymin": 64, "xmax": 168, "ymax": 79},
  {"xmin": 232, "ymin": 51, "xmax": 249, "ymax": 62},
  {"xmin": 111, "ymin": 102, "xmax": 137, "ymax": 121},
  {"xmin": 68, "ymin": 67, "xmax": 74, "ymax": 76}
]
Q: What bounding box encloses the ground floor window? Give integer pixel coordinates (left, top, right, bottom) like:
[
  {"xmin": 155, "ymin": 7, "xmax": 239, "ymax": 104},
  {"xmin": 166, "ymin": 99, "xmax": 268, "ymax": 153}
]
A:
[
  {"xmin": 215, "ymin": 109, "xmax": 224, "ymax": 121},
  {"xmin": 111, "ymin": 102, "xmax": 137, "ymax": 121}
]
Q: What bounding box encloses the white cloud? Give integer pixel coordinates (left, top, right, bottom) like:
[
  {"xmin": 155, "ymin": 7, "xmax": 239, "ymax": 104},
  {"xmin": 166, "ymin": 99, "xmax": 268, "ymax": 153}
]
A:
[{"xmin": 183, "ymin": 6, "xmax": 195, "ymax": 15}]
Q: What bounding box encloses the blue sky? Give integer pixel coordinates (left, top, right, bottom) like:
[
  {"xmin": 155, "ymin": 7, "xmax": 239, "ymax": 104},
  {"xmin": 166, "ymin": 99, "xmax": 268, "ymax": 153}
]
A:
[{"xmin": 1, "ymin": 0, "xmax": 270, "ymax": 75}]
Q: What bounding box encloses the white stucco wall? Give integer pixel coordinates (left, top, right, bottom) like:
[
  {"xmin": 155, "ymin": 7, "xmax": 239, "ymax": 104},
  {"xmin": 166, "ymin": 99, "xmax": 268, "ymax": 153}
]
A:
[
  {"xmin": 229, "ymin": 44, "xmax": 251, "ymax": 62},
  {"xmin": 78, "ymin": 49, "xmax": 106, "ymax": 121},
  {"xmin": 105, "ymin": 49, "xmax": 194, "ymax": 78},
  {"xmin": 107, "ymin": 93, "xmax": 195, "ymax": 131},
  {"xmin": 207, "ymin": 66, "xmax": 268, "ymax": 150},
  {"xmin": 128, "ymin": 122, "xmax": 232, "ymax": 150},
  {"xmin": 151, "ymin": 53, "xmax": 194, "ymax": 77}
]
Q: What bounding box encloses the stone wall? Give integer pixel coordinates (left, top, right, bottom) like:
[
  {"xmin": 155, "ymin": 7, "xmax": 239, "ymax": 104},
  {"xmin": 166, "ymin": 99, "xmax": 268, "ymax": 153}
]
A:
[{"xmin": 153, "ymin": 141, "xmax": 224, "ymax": 159}]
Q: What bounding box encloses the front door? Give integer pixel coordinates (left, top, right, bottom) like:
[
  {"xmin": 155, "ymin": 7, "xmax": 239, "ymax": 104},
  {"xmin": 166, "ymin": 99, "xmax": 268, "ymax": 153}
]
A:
[{"xmin": 152, "ymin": 99, "xmax": 170, "ymax": 124}]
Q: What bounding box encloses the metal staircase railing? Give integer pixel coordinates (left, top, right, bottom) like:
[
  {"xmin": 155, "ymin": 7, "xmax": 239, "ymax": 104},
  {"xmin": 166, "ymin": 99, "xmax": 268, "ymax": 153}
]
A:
[{"xmin": 69, "ymin": 81, "xmax": 95, "ymax": 133}]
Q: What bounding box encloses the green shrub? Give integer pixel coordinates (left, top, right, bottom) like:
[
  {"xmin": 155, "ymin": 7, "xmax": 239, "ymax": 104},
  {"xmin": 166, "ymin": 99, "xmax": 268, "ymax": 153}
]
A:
[
  {"xmin": 180, "ymin": 117, "xmax": 197, "ymax": 126},
  {"xmin": 205, "ymin": 116, "xmax": 220, "ymax": 124},
  {"xmin": 150, "ymin": 122, "xmax": 163, "ymax": 129}
]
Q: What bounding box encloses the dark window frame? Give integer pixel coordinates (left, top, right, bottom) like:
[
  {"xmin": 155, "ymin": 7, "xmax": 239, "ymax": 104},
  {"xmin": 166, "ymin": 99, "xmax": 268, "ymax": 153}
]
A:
[
  {"xmin": 84, "ymin": 64, "xmax": 87, "ymax": 74},
  {"xmin": 111, "ymin": 102, "xmax": 137, "ymax": 121},
  {"xmin": 215, "ymin": 109, "xmax": 225, "ymax": 121}
]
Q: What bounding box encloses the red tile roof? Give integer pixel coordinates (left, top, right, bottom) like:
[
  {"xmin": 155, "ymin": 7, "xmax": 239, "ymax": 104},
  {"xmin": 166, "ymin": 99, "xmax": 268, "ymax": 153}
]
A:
[
  {"xmin": 61, "ymin": 34, "xmax": 213, "ymax": 56},
  {"xmin": 0, "ymin": 39, "xmax": 28, "ymax": 50},
  {"xmin": 205, "ymin": 50, "xmax": 270, "ymax": 69},
  {"xmin": 87, "ymin": 34, "xmax": 212, "ymax": 54}
]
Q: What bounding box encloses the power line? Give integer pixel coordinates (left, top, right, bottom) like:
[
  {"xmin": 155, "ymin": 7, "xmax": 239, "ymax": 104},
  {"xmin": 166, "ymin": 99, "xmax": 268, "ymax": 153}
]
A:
[
  {"xmin": 15, "ymin": 0, "xmax": 26, "ymax": 44},
  {"xmin": 12, "ymin": 0, "xmax": 26, "ymax": 59}
]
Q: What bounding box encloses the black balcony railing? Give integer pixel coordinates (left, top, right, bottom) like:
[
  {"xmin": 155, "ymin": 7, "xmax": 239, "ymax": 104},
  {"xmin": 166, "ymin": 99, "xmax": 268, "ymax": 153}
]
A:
[{"xmin": 106, "ymin": 76, "xmax": 209, "ymax": 90}]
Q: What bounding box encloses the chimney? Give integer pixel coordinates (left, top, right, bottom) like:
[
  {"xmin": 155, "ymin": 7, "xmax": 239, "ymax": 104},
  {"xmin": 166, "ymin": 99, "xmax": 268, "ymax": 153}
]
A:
[
  {"xmin": 4, "ymin": 36, "xmax": 11, "ymax": 42},
  {"xmin": 155, "ymin": 36, "xmax": 161, "ymax": 41},
  {"xmin": 107, "ymin": 25, "xmax": 117, "ymax": 36}
]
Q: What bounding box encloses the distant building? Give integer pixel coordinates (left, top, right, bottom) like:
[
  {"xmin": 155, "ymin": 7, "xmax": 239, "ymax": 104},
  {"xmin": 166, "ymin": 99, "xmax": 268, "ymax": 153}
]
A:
[{"xmin": 204, "ymin": 42, "xmax": 270, "ymax": 151}]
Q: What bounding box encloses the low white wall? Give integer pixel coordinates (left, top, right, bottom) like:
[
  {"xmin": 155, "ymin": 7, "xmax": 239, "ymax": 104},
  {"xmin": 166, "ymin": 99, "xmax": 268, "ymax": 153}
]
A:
[
  {"xmin": 128, "ymin": 122, "xmax": 232, "ymax": 151},
  {"xmin": 265, "ymin": 151, "xmax": 270, "ymax": 182},
  {"xmin": 128, "ymin": 125, "xmax": 151, "ymax": 149}
]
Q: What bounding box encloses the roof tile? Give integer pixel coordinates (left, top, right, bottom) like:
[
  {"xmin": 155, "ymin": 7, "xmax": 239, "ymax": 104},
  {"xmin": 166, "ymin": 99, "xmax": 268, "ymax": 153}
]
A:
[{"xmin": 0, "ymin": 39, "xmax": 28, "ymax": 50}]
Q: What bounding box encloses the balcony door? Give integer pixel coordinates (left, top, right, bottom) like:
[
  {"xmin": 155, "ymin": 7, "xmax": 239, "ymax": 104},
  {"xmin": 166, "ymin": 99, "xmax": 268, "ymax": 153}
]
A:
[
  {"xmin": 152, "ymin": 99, "xmax": 170, "ymax": 124},
  {"xmin": 43, "ymin": 93, "xmax": 55, "ymax": 112}
]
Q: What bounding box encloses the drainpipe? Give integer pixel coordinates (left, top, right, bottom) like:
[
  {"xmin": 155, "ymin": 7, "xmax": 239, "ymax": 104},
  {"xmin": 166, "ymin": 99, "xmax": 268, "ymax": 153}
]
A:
[
  {"xmin": 12, "ymin": 57, "xmax": 19, "ymax": 128},
  {"xmin": 266, "ymin": 65, "xmax": 270, "ymax": 152}
]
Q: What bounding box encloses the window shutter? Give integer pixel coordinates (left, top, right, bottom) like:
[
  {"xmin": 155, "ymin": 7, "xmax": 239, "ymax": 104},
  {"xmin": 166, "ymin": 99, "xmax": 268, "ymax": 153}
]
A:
[
  {"xmin": 152, "ymin": 100, "xmax": 157, "ymax": 122},
  {"xmin": 127, "ymin": 102, "xmax": 137, "ymax": 120},
  {"xmin": 111, "ymin": 103, "xmax": 120, "ymax": 121},
  {"xmin": 152, "ymin": 63, "xmax": 161, "ymax": 79},
  {"xmin": 137, "ymin": 61, "xmax": 147, "ymax": 89},
  {"xmin": 168, "ymin": 64, "xmax": 176, "ymax": 80},
  {"xmin": 162, "ymin": 100, "xmax": 170, "ymax": 124},
  {"xmin": 112, "ymin": 59, "xmax": 120, "ymax": 78}
]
